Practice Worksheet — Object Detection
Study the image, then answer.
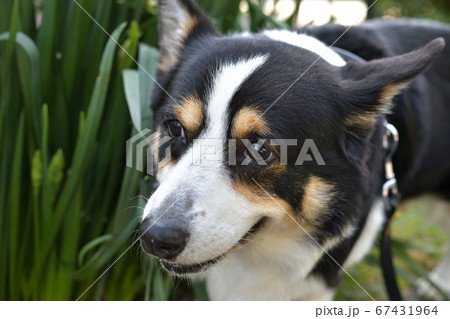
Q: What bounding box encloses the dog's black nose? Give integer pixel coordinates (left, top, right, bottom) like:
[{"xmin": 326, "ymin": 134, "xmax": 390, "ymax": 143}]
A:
[{"xmin": 138, "ymin": 218, "xmax": 189, "ymax": 260}]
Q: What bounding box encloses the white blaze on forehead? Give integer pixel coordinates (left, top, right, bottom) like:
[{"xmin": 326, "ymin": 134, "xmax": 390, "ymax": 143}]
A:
[
  {"xmin": 203, "ymin": 55, "xmax": 269, "ymax": 140},
  {"xmin": 142, "ymin": 56, "xmax": 271, "ymax": 263},
  {"xmin": 143, "ymin": 56, "xmax": 269, "ymax": 220},
  {"xmin": 263, "ymin": 30, "xmax": 346, "ymax": 67}
]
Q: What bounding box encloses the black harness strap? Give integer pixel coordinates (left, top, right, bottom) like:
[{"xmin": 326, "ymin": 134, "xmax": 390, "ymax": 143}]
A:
[{"xmin": 333, "ymin": 47, "xmax": 403, "ymax": 301}]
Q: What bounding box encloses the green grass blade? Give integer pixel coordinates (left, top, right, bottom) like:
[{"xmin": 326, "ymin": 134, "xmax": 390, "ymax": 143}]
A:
[
  {"xmin": 40, "ymin": 104, "xmax": 52, "ymax": 235},
  {"xmin": 61, "ymin": 0, "xmax": 95, "ymax": 96},
  {"xmin": 144, "ymin": 258, "xmax": 155, "ymax": 301},
  {"xmin": 36, "ymin": 0, "xmax": 57, "ymax": 98},
  {"xmin": 78, "ymin": 234, "xmax": 113, "ymax": 266},
  {"xmin": 54, "ymin": 186, "xmax": 82, "ymax": 300},
  {"xmin": 79, "ymin": 0, "xmax": 113, "ymax": 109},
  {"xmin": 0, "ymin": 1, "xmax": 13, "ymax": 34},
  {"xmin": 31, "ymin": 150, "xmax": 42, "ymax": 273},
  {"xmin": 7, "ymin": 32, "xmax": 42, "ymax": 145},
  {"xmin": 0, "ymin": 1, "xmax": 21, "ymax": 299},
  {"xmin": 19, "ymin": 0, "xmax": 36, "ymax": 35},
  {"xmin": 7, "ymin": 112, "xmax": 25, "ymax": 300}
]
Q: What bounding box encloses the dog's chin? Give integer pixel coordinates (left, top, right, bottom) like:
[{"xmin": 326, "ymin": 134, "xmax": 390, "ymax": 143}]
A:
[
  {"xmin": 159, "ymin": 217, "xmax": 267, "ymax": 276},
  {"xmin": 160, "ymin": 258, "xmax": 219, "ymax": 277}
]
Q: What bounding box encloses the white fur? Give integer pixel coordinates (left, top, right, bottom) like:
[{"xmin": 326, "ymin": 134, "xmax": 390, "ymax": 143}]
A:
[
  {"xmin": 143, "ymin": 56, "xmax": 270, "ymax": 264},
  {"xmin": 263, "ymin": 30, "xmax": 346, "ymax": 67},
  {"xmin": 343, "ymin": 199, "xmax": 385, "ymax": 268},
  {"xmin": 205, "ymin": 221, "xmax": 336, "ymax": 300},
  {"xmin": 203, "ymin": 55, "xmax": 269, "ymax": 140}
]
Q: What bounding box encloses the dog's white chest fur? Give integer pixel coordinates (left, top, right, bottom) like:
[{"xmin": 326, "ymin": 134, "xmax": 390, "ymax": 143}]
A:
[
  {"xmin": 205, "ymin": 258, "xmax": 334, "ymax": 300},
  {"xmin": 205, "ymin": 248, "xmax": 334, "ymax": 301},
  {"xmin": 203, "ymin": 223, "xmax": 335, "ymax": 300}
]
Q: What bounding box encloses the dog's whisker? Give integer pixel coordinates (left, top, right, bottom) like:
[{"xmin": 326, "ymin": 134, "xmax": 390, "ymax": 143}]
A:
[
  {"xmin": 119, "ymin": 205, "xmax": 145, "ymax": 216},
  {"xmin": 130, "ymin": 195, "xmax": 149, "ymax": 202}
]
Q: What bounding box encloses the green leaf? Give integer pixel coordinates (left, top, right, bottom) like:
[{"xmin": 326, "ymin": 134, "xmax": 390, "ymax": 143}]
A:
[
  {"xmin": 137, "ymin": 44, "xmax": 159, "ymax": 128},
  {"xmin": 78, "ymin": 234, "xmax": 113, "ymax": 266},
  {"xmin": 123, "ymin": 69, "xmax": 141, "ymax": 131},
  {"xmin": 37, "ymin": 0, "xmax": 57, "ymax": 98},
  {"xmin": 0, "ymin": 32, "xmax": 42, "ymax": 144}
]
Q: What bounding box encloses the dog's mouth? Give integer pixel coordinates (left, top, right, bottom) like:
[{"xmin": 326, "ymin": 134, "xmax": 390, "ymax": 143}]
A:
[{"xmin": 160, "ymin": 217, "xmax": 266, "ymax": 276}]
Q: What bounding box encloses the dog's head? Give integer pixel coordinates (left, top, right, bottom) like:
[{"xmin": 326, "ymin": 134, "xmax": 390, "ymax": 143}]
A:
[{"xmin": 138, "ymin": 0, "xmax": 445, "ymax": 276}]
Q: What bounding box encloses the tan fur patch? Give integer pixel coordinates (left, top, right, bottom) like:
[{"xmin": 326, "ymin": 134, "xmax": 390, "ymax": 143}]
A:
[
  {"xmin": 233, "ymin": 182, "xmax": 294, "ymax": 219},
  {"xmin": 157, "ymin": 159, "xmax": 174, "ymax": 171},
  {"xmin": 231, "ymin": 106, "xmax": 271, "ymax": 139},
  {"xmin": 345, "ymin": 82, "xmax": 409, "ymax": 132},
  {"xmin": 378, "ymin": 81, "xmax": 409, "ymax": 113},
  {"xmin": 233, "ymin": 181, "xmax": 318, "ymax": 235},
  {"xmin": 173, "ymin": 95, "xmax": 203, "ymax": 132},
  {"xmin": 344, "ymin": 111, "xmax": 377, "ymax": 132},
  {"xmin": 301, "ymin": 176, "xmax": 335, "ymax": 225}
]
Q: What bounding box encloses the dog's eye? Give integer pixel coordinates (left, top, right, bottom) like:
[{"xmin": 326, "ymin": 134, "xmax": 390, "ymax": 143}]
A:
[
  {"xmin": 245, "ymin": 141, "xmax": 274, "ymax": 163},
  {"xmin": 167, "ymin": 120, "xmax": 185, "ymax": 139}
]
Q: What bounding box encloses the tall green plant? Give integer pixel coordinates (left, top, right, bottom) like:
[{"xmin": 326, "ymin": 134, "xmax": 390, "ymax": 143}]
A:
[{"xmin": 0, "ymin": 0, "xmax": 159, "ymax": 301}]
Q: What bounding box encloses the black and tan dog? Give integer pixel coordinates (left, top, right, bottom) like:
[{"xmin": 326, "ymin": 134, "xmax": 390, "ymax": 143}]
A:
[{"xmin": 137, "ymin": 0, "xmax": 450, "ymax": 300}]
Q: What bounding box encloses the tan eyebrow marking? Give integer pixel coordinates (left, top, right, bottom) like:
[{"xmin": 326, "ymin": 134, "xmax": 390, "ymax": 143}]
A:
[
  {"xmin": 231, "ymin": 106, "xmax": 271, "ymax": 139},
  {"xmin": 173, "ymin": 95, "xmax": 204, "ymax": 132}
]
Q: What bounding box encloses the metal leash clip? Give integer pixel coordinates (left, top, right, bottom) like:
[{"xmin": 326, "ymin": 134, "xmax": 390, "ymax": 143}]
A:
[{"xmin": 382, "ymin": 120, "xmax": 400, "ymax": 212}]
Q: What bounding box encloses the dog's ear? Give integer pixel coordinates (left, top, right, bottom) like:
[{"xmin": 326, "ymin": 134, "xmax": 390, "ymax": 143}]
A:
[
  {"xmin": 340, "ymin": 38, "xmax": 445, "ymax": 139},
  {"xmin": 157, "ymin": 0, "xmax": 218, "ymax": 72}
]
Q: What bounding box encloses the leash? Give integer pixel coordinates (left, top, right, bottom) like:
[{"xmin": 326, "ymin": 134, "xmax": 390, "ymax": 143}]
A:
[
  {"xmin": 334, "ymin": 47, "xmax": 403, "ymax": 300},
  {"xmin": 380, "ymin": 120, "xmax": 402, "ymax": 301}
]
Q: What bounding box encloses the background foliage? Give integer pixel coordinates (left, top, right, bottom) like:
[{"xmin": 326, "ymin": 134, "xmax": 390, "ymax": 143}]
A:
[{"xmin": 0, "ymin": 0, "xmax": 449, "ymax": 301}]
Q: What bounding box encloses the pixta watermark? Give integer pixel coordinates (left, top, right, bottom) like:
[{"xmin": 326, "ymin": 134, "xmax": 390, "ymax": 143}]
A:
[{"xmin": 126, "ymin": 130, "xmax": 325, "ymax": 176}]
